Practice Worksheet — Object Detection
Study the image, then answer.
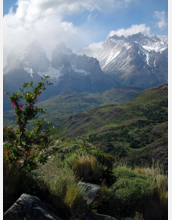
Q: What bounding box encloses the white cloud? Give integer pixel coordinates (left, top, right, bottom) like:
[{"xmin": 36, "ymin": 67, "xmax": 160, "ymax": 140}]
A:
[
  {"xmin": 108, "ymin": 24, "xmax": 150, "ymax": 37},
  {"xmin": 153, "ymin": 11, "xmax": 168, "ymax": 30},
  {"xmin": 3, "ymin": 0, "xmax": 139, "ymax": 67},
  {"xmin": 77, "ymin": 42, "xmax": 104, "ymax": 57}
]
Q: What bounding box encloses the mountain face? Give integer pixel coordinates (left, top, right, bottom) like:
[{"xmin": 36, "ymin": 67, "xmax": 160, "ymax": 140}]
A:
[
  {"xmin": 97, "ymin": 33, "xmax": 168, "ymax": 88},
  {"xmin": 3, "ymin": 42, "xmax": 119, "ymax": 112}
]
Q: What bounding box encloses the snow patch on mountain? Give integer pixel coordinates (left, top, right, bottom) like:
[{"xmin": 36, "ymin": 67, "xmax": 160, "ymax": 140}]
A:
[
  {"xmin": 72, "ymin": 65, "xmax": 90, "ymax": 75},
  {"xmin": 24, "ymin": 67, "xmax": 34, "ymax": 77},
  {"xmin": 100, "ymin": 50, "xmax": 121, "ymax": 69},
  {"xmin": 38, "ymin": 65, "xmax": 64, "ymax": 80},
  {"xmin": 142, "ymin": 45, "xmax": 166, "ymax": 53}
]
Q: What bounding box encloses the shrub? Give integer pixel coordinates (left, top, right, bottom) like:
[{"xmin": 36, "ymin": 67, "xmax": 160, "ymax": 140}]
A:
[
  {"xmin": 95, "ymin": 166, "xmax": 156, "ymax": 218},
  {"xmin": 4, "ymin": 76, "xmax": 55, "ymax": 173},
  {"xmin": 3, "ymin": 126, "xmax": 17, "ymax": 142}
]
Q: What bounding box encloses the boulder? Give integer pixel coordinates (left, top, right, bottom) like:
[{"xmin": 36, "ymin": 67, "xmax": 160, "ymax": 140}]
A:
[
  {"xmin": 79, "ymin": 182, "xmax": 101, "ymax": 206},
  {"xmin": 84, "ymin": 212, "xmax": 118, "ymax": 220},
  {"xmin": 3, "ymin": 193, "xmax": 62, "ymax": 220}
]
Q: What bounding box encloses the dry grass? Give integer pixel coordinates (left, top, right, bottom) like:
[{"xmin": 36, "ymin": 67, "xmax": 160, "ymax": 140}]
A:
[
  {"xmin": 71, "ymin": 154, "xmax": 103, "ymax": 182},
  {"xmin": 35, "ymin": 157, "xmax": 85, "ymax": 215},
  {"xmin": 134, "ymin": 160, "xmax": 168, "ymax": 193},
  {"xmin": 133, "ymin": 212, "xmax": 144, "ymax": 220},
  {"xmin": 134, "ymin": 159, "xmax": 168, "ymax": 220}
]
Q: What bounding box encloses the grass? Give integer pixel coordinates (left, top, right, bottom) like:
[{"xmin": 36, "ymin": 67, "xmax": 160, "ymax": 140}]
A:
[
  {"xmin": 133, "ymin": 159, "xmax": 168, "ymax": 220},
  {"xmin": 33, "ymin": 154, "xmax": 86, "ymax": 218},
  {"xmin": 71, "ymin": 154, "xmax": 103, "ymax": 183},
  {"xmin": 3, "ymin": 137, "xmax": 168, "ymax": 220}
]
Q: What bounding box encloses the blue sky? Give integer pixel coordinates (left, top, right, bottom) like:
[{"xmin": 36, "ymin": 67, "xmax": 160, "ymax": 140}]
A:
[{"xmin": 3, "ymin": 0, "xmax": 168, "ymax": 66}]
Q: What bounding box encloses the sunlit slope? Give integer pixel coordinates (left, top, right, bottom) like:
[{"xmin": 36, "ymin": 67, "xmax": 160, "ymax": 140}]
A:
[{"xmin": 60, "ymin": 83, "xmax": 168, "ymax": 168}]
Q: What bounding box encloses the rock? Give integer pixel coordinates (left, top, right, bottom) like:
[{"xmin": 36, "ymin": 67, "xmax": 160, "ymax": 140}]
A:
[
  {"xmin": 84, "ymin": 212, "xmax": 118, "ymax": 220},
  {"xmin": 79, "ymin": 182, "xmax": 101, "ymax": 206},
  {"xmin": 3, "ymin": 193, "xmax": 62, "ymax": 220}
]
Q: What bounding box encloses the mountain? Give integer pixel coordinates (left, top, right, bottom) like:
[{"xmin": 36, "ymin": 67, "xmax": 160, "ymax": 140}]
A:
[
  {"xmin": 3, "ymin": 33, "xmax": 168, "ymax": 112},
  {"xmin": 59, "ymin": 83, "xmax": 168, "ymax": 168},
  {"xmin": 80, "ymin": 33, "xmax": 168, "ymax": 89},
  {"xmin": 3, "ymin": 86, "xmax": 144, "ymax": 128},
  {"xmin": 3, "ymin": 42, "xmax": 119, "ymax": 112}
]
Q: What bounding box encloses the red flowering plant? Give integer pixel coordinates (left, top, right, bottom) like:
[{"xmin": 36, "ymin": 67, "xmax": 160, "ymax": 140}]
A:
[{"xmin": 4, "ymin": 75, "xmax": 56, "ymax": 174}]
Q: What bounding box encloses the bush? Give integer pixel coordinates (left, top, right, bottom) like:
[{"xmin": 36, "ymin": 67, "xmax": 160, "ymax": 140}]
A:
[
  {"xmin": 95, "ymin": 166, "xmax": 156, "ymax": 218},
  {"xmin": 3, "ymin": 126, "xmax": 17, "ymax": 142},
  {"xmin": 4, "ymin": 76, "xmax": 55, "ymax": 173}
]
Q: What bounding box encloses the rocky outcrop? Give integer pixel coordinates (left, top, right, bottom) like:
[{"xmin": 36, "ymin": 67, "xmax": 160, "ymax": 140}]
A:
[
  {"xmin": 84, "ymin": 212, "xmax": 118, "ymax": 220},
  {"xmin": 79, "ymin": 182, "xmax": 101, "ymax": 206},
  {"xmin": 3, "ymin": 193, "xmax": 62, "ymax": 220}
]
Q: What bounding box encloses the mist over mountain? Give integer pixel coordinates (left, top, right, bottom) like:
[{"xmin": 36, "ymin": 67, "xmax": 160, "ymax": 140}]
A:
[{"xmin": 3, "ymin": 42, "xmax": 119, "ymax": 112}]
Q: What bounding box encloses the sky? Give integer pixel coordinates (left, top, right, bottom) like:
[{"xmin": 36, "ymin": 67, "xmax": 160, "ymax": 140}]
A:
[{"xmin": 3, "ymin": 0, "xmax": 168, "ymax": 67}]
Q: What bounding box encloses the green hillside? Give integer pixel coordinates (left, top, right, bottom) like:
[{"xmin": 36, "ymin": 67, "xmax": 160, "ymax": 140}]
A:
[
  {"xmin": 59, "ymin": 83, "xmax": 168, "ymax": 168},
  {"xmin": 3, "ymin": 86, "xmax": 143, "ymax": 128}
]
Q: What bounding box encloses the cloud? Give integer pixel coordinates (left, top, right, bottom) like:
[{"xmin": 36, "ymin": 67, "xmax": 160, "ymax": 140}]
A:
[
  {"xmin": 77, "ymin": 42, "xmax": 104, "ymax": 57},
  {"xmin": 153, "ymin": 11, "xmax": 168, "ymax": 30},
  {"xmin": 87, "ymin": 13, "xmax": 98, "ymax": 22},
  {"xmin": 3, "ymin": 0, "xmax": 139, "ymax": 67},
  {"xmin": 108, "ymin": 24, "xmax": 150, "ymax": 37}
]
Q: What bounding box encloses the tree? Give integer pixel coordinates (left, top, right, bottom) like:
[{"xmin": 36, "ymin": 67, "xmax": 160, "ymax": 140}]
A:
[{"xmin": 4, "ymin": 75, "xmax": 56, "ymax": 174}]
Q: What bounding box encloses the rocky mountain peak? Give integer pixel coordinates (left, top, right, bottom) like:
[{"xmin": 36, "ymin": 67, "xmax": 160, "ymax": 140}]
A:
[{"xmin": 4, "ymin": 41, "xmax": 50, "ymax": 74}]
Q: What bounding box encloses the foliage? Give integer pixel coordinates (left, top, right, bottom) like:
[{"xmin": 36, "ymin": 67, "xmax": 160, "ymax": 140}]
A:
[
  {"xmin": 3, "ymin": 125, "xmax": 17, "ymax": 142},
  {"xmin": 4, "ymin": 76, "xmax": 55, "ymax": 174},
  {"xmin": 95, "ymin": 166, "xmax": 156, "ymax": 218}
]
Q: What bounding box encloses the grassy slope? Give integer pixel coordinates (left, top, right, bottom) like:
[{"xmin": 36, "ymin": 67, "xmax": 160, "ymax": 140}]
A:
[
  {"xmin": 59, "ymin": 83, "xmax": 168, "ymax": 168},
  {"xmin": 3, "ymin": 87, "xmax": 143, "ymax": 128}
]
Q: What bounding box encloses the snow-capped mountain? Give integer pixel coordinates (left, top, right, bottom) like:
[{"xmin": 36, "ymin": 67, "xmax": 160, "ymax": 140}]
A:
[
  {"xmin": 3, "ymin": 33, "xmax": 168, "ymax": 112},
  {"xmin": 96, "ymin": 33, "xmax": 168, "ymax": 88},
  {"xmin": 3, "ymin": 42, "xmax": 119, "ymax": 111}
]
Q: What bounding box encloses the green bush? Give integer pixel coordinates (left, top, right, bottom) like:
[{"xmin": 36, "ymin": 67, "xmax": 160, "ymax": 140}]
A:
[
  {"xmin": 4, "ymin": 76, "xmax": 55, "ymax": 173},
  {"xmin": 95, "ymin": 166, "xmax": 156, "ymax": 218},
  {"xmin": 113, "ymin": 166, "xmax": 137, "ymax": 178}
]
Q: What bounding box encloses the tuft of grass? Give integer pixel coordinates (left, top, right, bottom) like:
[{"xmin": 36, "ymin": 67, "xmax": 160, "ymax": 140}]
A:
[
  {"xmin": 35, "ymin": 157, "xmax": 86, "ymax": 217},
  {"xmin": 134, "ymin": 160, "xmax": 168, "ymax": 220},
  {"xmin": 71, "ymin": 154, "xmax": 103, "ymax": 183},
  {"xmin": 133, "ymin": 212, "xmax": 144, "ymax": 220},
  {"xmin": 49, "ymin": 168, "xmax": 84, "ymax": 209}
]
